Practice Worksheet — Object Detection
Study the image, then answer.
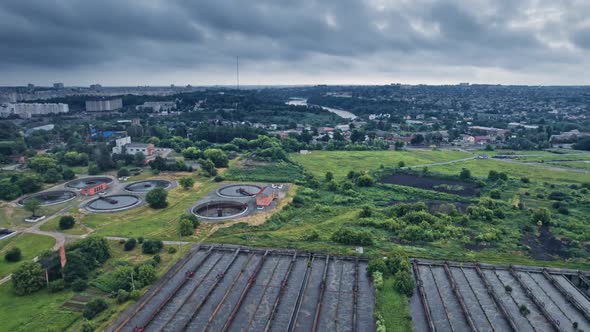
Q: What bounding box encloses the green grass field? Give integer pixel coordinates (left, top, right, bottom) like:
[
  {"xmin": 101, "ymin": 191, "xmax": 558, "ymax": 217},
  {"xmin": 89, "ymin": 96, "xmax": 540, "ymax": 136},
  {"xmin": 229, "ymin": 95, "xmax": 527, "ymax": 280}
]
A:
[
  {"xmin": 40, "ymin": 216, "xmax": 88, "ymax": 235},
  {"xmin": 0, "ymin": 233, "xmax": 55, "ymax": 278},
  {"xmin": 376, "ymin": 278, "xmax": 413, "ymax": 332},
  {"xmin": 291, "ymin": 149, "xmax": 471, "ymax": 179},
  {"xmin": 429, "ymin": 158, "xmax": 590, "ymax": 184}
]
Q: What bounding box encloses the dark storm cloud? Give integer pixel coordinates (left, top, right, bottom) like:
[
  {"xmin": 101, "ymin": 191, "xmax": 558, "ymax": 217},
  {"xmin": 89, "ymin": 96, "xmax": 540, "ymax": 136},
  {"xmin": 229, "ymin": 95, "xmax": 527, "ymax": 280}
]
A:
[{"xmin": 0, "ymin": 0, "xmax": 588, "ymax": 84}]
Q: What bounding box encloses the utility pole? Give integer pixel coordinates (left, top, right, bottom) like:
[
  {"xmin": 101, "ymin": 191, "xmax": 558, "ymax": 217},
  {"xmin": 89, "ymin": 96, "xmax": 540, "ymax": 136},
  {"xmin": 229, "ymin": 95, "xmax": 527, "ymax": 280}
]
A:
[{"xmin": 236, "ymin": 56, "xmax": 240, "ymax": 90}]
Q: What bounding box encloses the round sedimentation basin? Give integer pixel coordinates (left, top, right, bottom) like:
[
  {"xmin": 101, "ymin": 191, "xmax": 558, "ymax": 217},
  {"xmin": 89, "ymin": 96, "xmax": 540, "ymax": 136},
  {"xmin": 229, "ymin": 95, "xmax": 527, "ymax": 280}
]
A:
[
  {"xmin": 192, "ymin": 201, "xmax": 249, "ymax": 220},
  {"xmin": 86, "ymin": 194, "xmax": 141, "ymax": 212},
  {"xmin": 18, "ymin": 190, "xmax": 77, "ymax": 206},
  {"xmin": 65, "ymin": 177, "xmax": 113, "ymax": 189},
  {"xmin": 125, "ymin": 179, "xmax": 173, "ymax": 193},
  {"xmin": 216, "ymin": 184, "xmax": 262, "ymax": 198}
]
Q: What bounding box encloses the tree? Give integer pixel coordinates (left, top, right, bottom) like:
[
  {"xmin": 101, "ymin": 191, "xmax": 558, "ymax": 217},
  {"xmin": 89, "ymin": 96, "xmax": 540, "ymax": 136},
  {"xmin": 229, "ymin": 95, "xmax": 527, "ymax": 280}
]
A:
[
  {"xmin": 133, "ymin": 152, "xmax": 145, "ymax": 167},
  {"xmin": 12, "ymin": 261, "xmax": 45, "ymax": 295},
  {"xmin": 179, "ymin": 176, "xmax": 194, "ymax": 190},
  {"xmin": 142, "ymin": 240, "xmax": 163, "ymax": 254},
  {"xmin": 24, "ymin": 199, "xmax": 41, "ymax": 217},
  {"xmin": 62, "ymin": 168, "xmax": 76, "ymax": 180},
  {"xmin": 199, "ymin": 158, "xmax": 217, "ymax": 176},
  {"xmin": 124, "ymin": 238, "xmax": 137, "ymax": 251},
  {"xmin": 204, "ymin": 149, "xmax": 228, "ymax": 168},
  {"xmin": 325, "ymin": 171, "xmax": 334, "ymax": 181},
  {"xmin": 87, "ymin": 163, "xmax": 99, "ymax": 175},
  {"xmin": 182, "ymin": 147, "xmax": 202, "ymax": 160},
  {"xmin": 137, "ymin": 264, "xmax": 156, "ymax": 286},
  {"xmin": 5, "ymin": 247, "xmax": 22, "ymax": 262},
  {"xmin": 532, "ymin": 208, "xmax": 552, "ymax": 225},
  {"xmin": 59, "ymin": 215, "xmax": 75, "ymax": 229},
  {"xmin": 146, "ymin": 187, "xmax": 168, "ymax": 209},
  {"xmin": 117, "ymin": 167, "xmax": 130, "ymax": 177},
  {"xmin": 179, "ymin": 216, "xmax": 194, "ymax": 236},
  {"xmin": 573, "ymin": 137, "xmax": 590, "ymax": 151},
  {"xmin": 394, "ymin": 141, "xmax": 404, "ymax": 150},
  {"xmin": 393, "ymin": 270, "xmax": 415, "ymax": 297},
  {"xmin": 459, "ymin": 168, "xmax": 471, "ymax": 180}
]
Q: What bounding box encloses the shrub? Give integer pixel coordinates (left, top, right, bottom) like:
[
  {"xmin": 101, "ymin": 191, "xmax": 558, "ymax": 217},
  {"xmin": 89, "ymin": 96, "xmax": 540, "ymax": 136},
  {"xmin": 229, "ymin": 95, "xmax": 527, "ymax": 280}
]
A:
[
  {"xmin": 331, "ymin": 228, "xmax": 374, "ymax": 246},
  {"xmin": 393, "ymin": 270, "xmax": 415, "ymax": 297},
  {"xmin": 302, "ymin": 230, "xmax": 320, "ymax": 241},
  {"xmin": 489, "ymin": 190, "xmax": 501, "ymax": 199},
  {"xmin": 59, "ymin": 216, "xmax": 76, "ymax": 230},
  {"xmin": 518, "ymin": 304, "xmax": 530, "ymax": 316},
  {"xmin": 179, "ymin": 176, "xmax": 195, "ymax": 190},
  {"xmin": 130, "ymin": 289, "xmax": 142, "ymax": 300},
  {"xmin": 116, "ymin": 289, "xmax": 130, "ymax": 303},
  {"xmin": 137, "ymin": 237, "xmax": 144, "ymax": 244},
  {"xmin": 81, "ymin": 321, "xmax": 95, "ymax": 332},
  {"xmin": 117, "ymin": 168, "xmax": 130, "ymax": 177},
  {"xmin": 142, "ymin": 240, "xmax": 163, "ymax": 254},
  {"xmin": 292, "ymin": 195, "xmax": 305, "ymax": 208},
  {"xmin": 521, "ymin": 177, "xmax": 530, "ymax": 183},
  {"xmin": 214, "ymin": 175, "xmax": 224, "ymax": 182},
  {"xmin": 137, "ymin": 264, "xmax": 156, "ymax": 286},
  {"xmin": 372, "ymin": 271, "xmax": 384, "ymax": 290},
  {"xmin": 83, "ymin": 298, "xmax": 108, "ymax": 320},
  {"xmin": 48, "ymin": 279, "xmax": 65, "ymax": 293},
  {"xmin": 152, "ymin": 254, "xmax": 161, "ymax": 264},
  {"xmin": 5, "ymin": 247, "xmax": 22, "ymax": 262},
  {"xmin": 531, "ymin": 208, "xmax": 552, "ymax": 225},
  {"xmin": 548, "ymin": 191, "xmax": 569, "ymax": 201},
  {"xmin": 359, "ymin": 206, "xmax": 373, "ymax": 218},
  {"xmin": 459, "ymin": 168, "xmax": 471, "ymax": 180},
  {"xmin": 71, "ymin": 278, "xmax": 88, "ymax": 291},
  {"xmin": 367, "ymin": 258, "xmax": 387, "ymax": 275},
  {"xmin": 355, "ymin": 174, "xmax": 375, "ymax": 187},
  {"xmin": 167, "ymin": 246, "xmax": 177, "ymax": 254},
  {"xmin": 124, "ymin": 238, "xmax": 137, "ymax": 251}
]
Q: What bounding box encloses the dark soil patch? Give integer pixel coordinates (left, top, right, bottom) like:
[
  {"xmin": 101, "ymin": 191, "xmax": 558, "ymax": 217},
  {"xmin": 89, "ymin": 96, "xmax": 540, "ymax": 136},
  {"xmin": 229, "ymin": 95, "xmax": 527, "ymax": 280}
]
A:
[
  {"xmin": 62, "ymin": 302, "xmax": 85, "ymax": 311},
  {"xmin": 380, "ymin": 174, "xmax": 478, "ymax": 197},
  {"xmin": 71, "ymin": 294, "xmax": 91, "ymax": 303},
  {"xmin": 523, "ymin": 225, "xmax": 569, "ymax": 260}
]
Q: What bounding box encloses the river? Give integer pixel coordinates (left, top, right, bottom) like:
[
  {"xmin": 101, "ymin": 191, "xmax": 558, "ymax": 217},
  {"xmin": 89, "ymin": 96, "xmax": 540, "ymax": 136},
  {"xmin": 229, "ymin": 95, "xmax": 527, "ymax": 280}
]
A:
[{"xmin": 286, "ymin": 98, "xmax": 357, "ymax": 120}]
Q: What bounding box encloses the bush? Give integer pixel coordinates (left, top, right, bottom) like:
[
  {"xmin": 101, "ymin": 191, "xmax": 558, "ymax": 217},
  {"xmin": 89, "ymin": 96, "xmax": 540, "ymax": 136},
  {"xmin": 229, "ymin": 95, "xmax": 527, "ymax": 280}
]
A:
[
  {"xmin": 359, "ymin": 206, "xmax": 373, "ymax": 218},
  {"xmin": 116, "ymin": 289, "xmax": 130, "ymax": 303},
  {"xmin": 124, "ymin": 238, "xmax": 137, "ymax": 251},
  {"xmin": 130, "ymin": 289, "xmax": 142, "ymax": 300},
  {"xmin": 178, "ymin": 176, "xmax": 195, "ymax": 190},
  {"xmin": 489, "ymin": 190, "xmax": 501, "ymax": 199},
  {"xmin": 83, "ymin": 298, "xmax": 108, "ymax": 320},
  {"xmin": 152, "ymin": 254, "xmax": 161, "ymax": 264},
  {"xmin": 367, "ymin": 258, "xmax": 387, "ymax": 275},
  {"xmin": 5, "ymin": 247, "xmax": 22, "ymax": 262},
  {"xmin": 355, "ymin": 174, "xmax": 375, "ymax": 187},
  {"xmin": 48, "ymin": 279, "xmax": 65, "ymax": 293},
  {"xmin": 331, "ymin": 228, "xmax": 374, "ymax": 246},
  {"xmin": 146, "ymin": 187, "xmax": 168, "ymax": 209},
  {"xmin": 137, "ymin": 264, "xmax": 156, "ymax": 286},
  {"xmin": 12, "ymin": 261, "xmax": 45, "ymax": 295},
  {"xmin": 117, "ymin": 167, "xmax": 130, "ymax": 177},
  {"xmin": 393, "ymin": 270, "xmax": 415, "ymax": 297},
  {"xmin": 521, "ymin": 177, "xmax": 530, "ymax": 183},
  {"xmin": 372, "ymin": 271, "xmax": 384, "ymax": 290},
  {"xmin": 59, "ymin": 215, "xmax": 76, "ymax": 230},
  {"xmin": 214, "ymin": 175, "xmax": 224, "ymax": 182},
  {"xmin": 531, "ymin": 208, "xmax": 552, "ymax": 225},
  {"xmin": 167, "ymin": 247, "xmax": 177, "ymax": 254},
  {"xmin": 142, "ymin": 240, "xmax": 163, "ymax": 254},
  {"xmin": 459, "ymin": 168, "xmax": 471, "ymax": 180},
  {"xmin": 81, "ymin": 321, "xmax": 95, "ymax": 332},
  {"xmin": 71, "ymin": 278, "xmax": 88, "ymax": 291},
  {"xmin": 302, "ymin": 230, "xmax": 320, "ymax": 241}
]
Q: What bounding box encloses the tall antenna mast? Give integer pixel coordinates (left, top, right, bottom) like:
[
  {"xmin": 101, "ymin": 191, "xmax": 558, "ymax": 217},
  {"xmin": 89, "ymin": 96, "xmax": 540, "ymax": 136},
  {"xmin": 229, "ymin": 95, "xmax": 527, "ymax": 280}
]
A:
[{"xmin": 236, "ymin": 56, "xmax": 240, "ymax": 90}]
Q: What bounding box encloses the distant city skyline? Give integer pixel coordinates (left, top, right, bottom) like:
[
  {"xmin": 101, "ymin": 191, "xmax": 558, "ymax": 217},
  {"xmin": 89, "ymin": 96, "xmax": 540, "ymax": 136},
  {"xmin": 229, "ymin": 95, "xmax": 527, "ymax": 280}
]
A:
[{"xmin": 1, "ymin": 0, "xmax": 589, "ymax": 86}]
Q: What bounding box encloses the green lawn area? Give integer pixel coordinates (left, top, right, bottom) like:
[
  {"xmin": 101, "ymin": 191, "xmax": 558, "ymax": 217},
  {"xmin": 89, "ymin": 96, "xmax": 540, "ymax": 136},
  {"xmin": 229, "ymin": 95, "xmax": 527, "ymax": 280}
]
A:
[
  {"xmin": 0, "ymin": 198, "xmax": 81, "ymax": 229},
  {"xmin": 547, "ymin": 160, "xmax": 590, "ymax": 171},
  {"xmin": 40, "ymin": 216, "xmax": 88, "ymax": 235},
  {"xmin": 290, "ymin": 149, "xmax": 471, "ymax": 180},
  {"xmin": 82, "ymin": 177, "xmax": 218, "ymax": 240},
  {"xmin": 225, "ymin": 160, "xmax": 304, "ymax": 182},
  {"xmin": 0, "ymin": 233, "xmax": 55, "ymax": 278},
  {"xmin": 429, "ymin": 158, "xmax": 590, "ymax": 184},
  {"xmin": 376, "ymin": 278, "xmax": 412, "ymax": 332}
]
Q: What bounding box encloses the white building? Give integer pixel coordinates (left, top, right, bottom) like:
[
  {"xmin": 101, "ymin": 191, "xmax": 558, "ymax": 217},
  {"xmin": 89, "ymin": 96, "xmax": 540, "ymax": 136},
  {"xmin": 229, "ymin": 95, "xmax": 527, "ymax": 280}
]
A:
[
  {"xmin": 0, "ymin": 103, "xmax": 69, "ymax": 118},
  {"xmin": 112, "ymin": 136, "xmax": 132, "ymax": 154},
  {"xmin": 86, "ymin": 98, "xmax": 123, "ymax": 112}
]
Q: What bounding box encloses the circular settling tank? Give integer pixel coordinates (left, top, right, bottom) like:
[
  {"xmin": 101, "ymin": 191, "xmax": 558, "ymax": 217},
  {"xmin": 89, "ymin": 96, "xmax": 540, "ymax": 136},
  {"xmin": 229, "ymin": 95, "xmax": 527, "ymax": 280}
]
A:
[
  {"xmin": 192, "ymin": 201, "xmax": 248, "ymax": 220},
  {"xmin": 18, "ymin": 190, "xmax": 77, "ymax": 206},
  {"xmin": 217, "ymin": 184, "xmax": 262, "ymax": 198},
  {"xmin": 125, "ymin": 180, "xmax": 172, "ymax": 193},
  {"xmin": 66, "ymin": 177, "xmax": 113, "ymax": 189},
  {"xmin": 86, "ymin": 195, "xmax": 140, "ymax": 212}
]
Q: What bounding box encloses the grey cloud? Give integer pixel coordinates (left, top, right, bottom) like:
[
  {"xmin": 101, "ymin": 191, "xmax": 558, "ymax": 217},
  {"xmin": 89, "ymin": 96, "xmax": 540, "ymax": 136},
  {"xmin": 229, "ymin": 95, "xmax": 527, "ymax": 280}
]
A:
[{"xmin": 0, "ymin": 0, "xmax": 588, "ymax": 85}]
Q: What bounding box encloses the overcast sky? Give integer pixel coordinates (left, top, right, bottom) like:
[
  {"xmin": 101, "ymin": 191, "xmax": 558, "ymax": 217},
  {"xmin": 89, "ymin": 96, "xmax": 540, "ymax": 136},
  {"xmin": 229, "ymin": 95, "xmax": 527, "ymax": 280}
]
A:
[{"xmin": 1, "ymin": 0, "xmax": 589, "ymax": 86}]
